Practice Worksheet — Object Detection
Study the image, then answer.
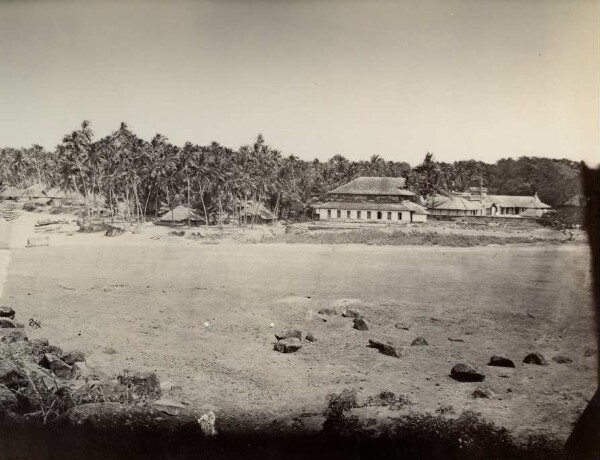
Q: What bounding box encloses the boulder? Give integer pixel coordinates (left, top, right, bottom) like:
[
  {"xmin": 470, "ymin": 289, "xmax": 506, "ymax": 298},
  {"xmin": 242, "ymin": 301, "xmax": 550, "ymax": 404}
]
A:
[
  {"xmin": 0, "ymin": 318, "xmax": 16, "ymax": 328},
  {"xmin": 584, "ymin": 348, "xmax": 596, "ymax": 358},
  {"xmin": 0, "ymin": 384, "xmax": 17, "ymax": 409},
  {"xmin": 472, "ymin": 386, "xmax": 495, "ymax": 399},
  {"xmin": 39, "ymin": 354, "xmax": 75, "ymax": 379},
  {"xmin": 274, "ymin": 338, "xmax": 302, "ymax": 353},
  {"xmin": 342, "ymin": 308, "xmax": 362, "ymax": 319},
  {"xmin": 105, "ymin": 227, "xmax": 125, "ymax": 237},
  {"xmin": 552, "ymin": 355, "xmax": 573, "ymax": 364},
  {"xmin": 274, "ymin": 329, "xmax": 302, "ymax": 341},
  {"xmin": 450, "ymin": 364, "xmax": 485, "ymax": 382},
  {"xmin": 0, "ymin": 329, "xmax": 27, "ymax": 343},
  {"xmin": 411, "ymin": 336, "xmax": 428, "ymax": 346},
  {"xmin": 151, "ymin": 398, "xmax": 188, "ymax": 416},
  {"xmin": 0, "ymin": 359, "xmax": 26, "ymax": 388},
  {"xmin": 318, "ymin": 308, "xmax": 337, "ymax": 316},
  {"xmin": 29, "ymin": 339, "xmax": 63, "ymax": 362},
  {"xmin": 488, "ymin": 356, "xmax": 516, "ymax": 368},
  {"xmin": 117, "ymin": 370, "xmax": 162, "ymax": 399},
  {"xmin": 368, "ymin": 339, "xmax": 404, "ymax": 358},
  {"xmin": 60, "ymin": 350, "xmax": 86, "ymax": 365},
  {"xmin": 353, "ymin": 317, "xmax": 369, "ymax": 331},
  {"xmin": 0, "ymin": 307, "xmax": 15, "ymax": 320},
  {"xmin": 24, "ymin": 362, "xmax": 59, "ymax": 391},
  {"xmin": 57, "ymin": 402, "xmax": 199, "ymax": 431},
  {"xmin": 395, "ymin": 322, "xmax": 411, "ymax": 331},
  {"xmin": 305, "ymin": 332, "xmax": 316, "ymax": 342},
  {"xmin": 523, "ymin": 352, "xmax": 548, "ymax": 366}
]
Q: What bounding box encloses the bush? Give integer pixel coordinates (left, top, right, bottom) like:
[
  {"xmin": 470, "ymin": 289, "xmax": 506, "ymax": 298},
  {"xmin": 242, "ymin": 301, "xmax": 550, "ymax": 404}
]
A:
[
  {"xmin": 322, "ymin": 389, "xmax": 363, "ymax": 436},
  {"xmin": 539, "ymin": 208, "xmax": 584, "ymax": 230},
  {"xmin": 22, "ymin": 201, "xmax": 36, "ymax": 212}
]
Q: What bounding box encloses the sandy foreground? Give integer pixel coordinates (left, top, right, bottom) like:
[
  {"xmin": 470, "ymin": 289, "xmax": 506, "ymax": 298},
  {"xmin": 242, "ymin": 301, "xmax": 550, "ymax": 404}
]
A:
[{"xmin": 0, "ymin": 210, "xmax": 596, "ymax": 441}]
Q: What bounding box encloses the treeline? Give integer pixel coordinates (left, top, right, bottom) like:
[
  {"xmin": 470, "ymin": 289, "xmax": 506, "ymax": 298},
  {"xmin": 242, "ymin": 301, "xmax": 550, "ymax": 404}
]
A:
[{"xmin": 0, "ymin": 121, "xmax": 583, "ymax": 223}]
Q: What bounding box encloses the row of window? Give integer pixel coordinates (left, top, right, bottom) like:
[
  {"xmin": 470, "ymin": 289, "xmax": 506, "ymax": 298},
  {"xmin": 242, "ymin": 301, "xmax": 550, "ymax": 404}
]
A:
[{"xmin": 326, "ymin": 209, "xmax": 402, "ymax": 220}]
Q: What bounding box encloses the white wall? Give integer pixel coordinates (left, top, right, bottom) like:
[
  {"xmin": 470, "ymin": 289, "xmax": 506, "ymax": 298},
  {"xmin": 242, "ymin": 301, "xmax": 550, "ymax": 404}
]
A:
[{"xmin": 317, "ymin": 208, "xmax": 427, "ymax": 223}]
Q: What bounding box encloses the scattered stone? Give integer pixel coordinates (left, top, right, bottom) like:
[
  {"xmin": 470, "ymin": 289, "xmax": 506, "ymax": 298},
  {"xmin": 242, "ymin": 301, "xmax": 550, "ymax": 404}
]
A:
[
  {"xmin": 411, "ymin": 336, "xmax": 428, "ymax": 346},
  {"xmin": 448, "ymin": 337, "xmax": 465, "ymax": 342},
  {"xmin": 488, "ymin": 356, "xmax": 516, "ymax": 368},
  {"xmin": 103, "ymin": 347, "xmax": 117, "ymax": 355},
  {"xmin": 395, "ymin": 323, "xmax": 410, "ymax": 330},
  {"xmin": 117, "ymin": 370, "xmax": 162, "ymax": 400},
  {"xmin": 552, "ymin": 355, "xmax": 572, "ymax": 364},
  {"xmin": 450, "ymin": 364, "xmax": 485, "ymax": 382},
  {"xmin": 318, "ymin": 308, "xmax": 337, "ymax": 316},
  {"xmin": 0, "ymin": 307, "xmax": 15, "ymax": 320},
  {"xmin": 152, "ymin": 398, "xmax": 187, "ymax": 416},
  {"xmin": 23, "ymin": 362, "xmax": 58, "ymax": 391},
  {"xmin": 368, "ymin": 339, "xmax": 404, "ymax": 358},
  {"xmin": 305, "ymin": 332, "xmax": 316, "ymax": 342},
  {"xmin": 0, "ymin": 358, "xmax": 26, "ymax": 388},
  {"xmin": 274, "ymin": 329, "xmax": 302, "ymax": 341},
  {"xmin": 523, "ymin": 353, "xmax": 548, "ymax": 366},
  {"xmin": 39, "ymin": 353, "xmax": 75, "ymax": 379},
  {"xmin": 60, "ymin": 350, "xmax": 86, "ymax": 365},
  {"xmin": 353, "ymin": 317, "xmax": 369, "ymax": 331},
  {"xmin": 29, "ymin": 339, "xmax": 62, "ymax": 362},
  {"xmin": 0, "ymin": 384, "xmax": 17, "ymax": 409},
  {"xmin": 0, "ymin": 318, "xmax": 16, "ymax": 328},
  {"xmin": 168, "ymin": 230, "xmax": 186, "ymax": 237},
  {"xmin": 274, "ymin": 338, "xmax": 302, "ymax": 353},
  {"xmin": 342, "ymin": 308, "xmax": 362, "ymax": 319},
  {"xmin": 472, "ymin": 386, "xmax": 495, "ymax": 399}
]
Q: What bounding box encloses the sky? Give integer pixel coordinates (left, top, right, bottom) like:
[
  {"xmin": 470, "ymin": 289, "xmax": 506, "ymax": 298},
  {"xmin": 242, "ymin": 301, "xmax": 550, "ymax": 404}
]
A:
[{"xmin": 0, "ymin": 0, "xmax": 598, "ymax": 166}]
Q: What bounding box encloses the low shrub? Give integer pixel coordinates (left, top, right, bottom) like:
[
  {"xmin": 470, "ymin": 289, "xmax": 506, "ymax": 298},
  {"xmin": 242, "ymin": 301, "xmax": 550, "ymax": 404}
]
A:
[{"xmin": 539, "ymin": 208, "xmax": 585, "ymax": 230}]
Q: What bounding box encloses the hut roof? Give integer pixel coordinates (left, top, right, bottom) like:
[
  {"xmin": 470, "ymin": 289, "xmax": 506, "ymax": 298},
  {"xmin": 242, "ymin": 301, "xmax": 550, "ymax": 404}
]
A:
[
  {"xmin": 44, "ymin": 187, "xmax": 67, "ymax": 199},
  {"xmin": 485, "ymin": 195, "xmax": 551, "ymax": 209},
  {"xmin": 23, "ymin": 183, "xmax": 47, "ymax": 198},
  {"xmin": 427, "ymin": 195, "xmax": 482, "ymax": 211},
  {"xmin": 239, "ymin": 202, "xmax": 277, "ymax": 220},
  {"xmin": 328, "ymin": 177, "xmax": 414, "ymax": 197},
  {"xmin": 159, "ymin": 205, "xmax": 203, "ymax": 222},
  {"xmin": 0, "ymin": 186, "xmax": 23, "ymax": 198},
  {"xmin": 317, "ymin": 200, "xmax": 429, "ymax": 215}
]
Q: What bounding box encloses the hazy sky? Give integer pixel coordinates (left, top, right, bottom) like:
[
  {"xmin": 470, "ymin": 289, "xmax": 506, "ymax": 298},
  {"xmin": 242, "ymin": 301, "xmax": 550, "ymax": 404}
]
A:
[{"xmin": 0, "ymin": 0, "xmax": 598, "ymax": 165}]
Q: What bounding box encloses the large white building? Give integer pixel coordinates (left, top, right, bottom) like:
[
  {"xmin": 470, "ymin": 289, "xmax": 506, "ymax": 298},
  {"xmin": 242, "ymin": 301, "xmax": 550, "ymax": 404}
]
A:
[{"xmin": 315, "ymin": 177, "xmax": 429, "ymax": 223}]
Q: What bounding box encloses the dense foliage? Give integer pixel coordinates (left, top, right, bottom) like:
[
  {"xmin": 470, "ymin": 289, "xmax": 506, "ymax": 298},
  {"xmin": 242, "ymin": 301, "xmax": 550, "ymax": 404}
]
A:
[{"xmin": 0, "ymin": 121, "xmax": 584, "ymax": 224}]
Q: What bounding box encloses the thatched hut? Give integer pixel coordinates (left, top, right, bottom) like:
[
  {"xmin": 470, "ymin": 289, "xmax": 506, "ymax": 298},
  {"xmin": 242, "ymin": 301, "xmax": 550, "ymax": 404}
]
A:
[
  {"xmin": 238, "ymin": 201, "xmax": 277, "ymax": 224},
  {"xmin": 0, "ymin": 186, "xmax": 23, "ymax": 200},
  {"xmin": 23, "ymin": 183, "xmax": 47, "ymax": 200},
  {"xmin": 157, "ymin": 205, "xmax": 204, "ymax": 226}
]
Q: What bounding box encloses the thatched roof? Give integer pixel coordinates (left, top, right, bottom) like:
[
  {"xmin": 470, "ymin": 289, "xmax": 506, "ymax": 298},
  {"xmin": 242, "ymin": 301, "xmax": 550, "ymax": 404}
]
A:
[
  {"xmin": 239, "ymin": 202, "xmax": 276, "ymax": 220},
  {"xmin": 317, "ymin": 200, "xmax": 429, "ymax": 215},
  {"xmin": 427, "ymin": 195, "xmax": 482, "ymax": 211},
  {"xmin": 23, "ymin": 183, "xmax": 47, "ymax": 198},
  {"xmin": 485, "ymin": 195, "xmax": 551, "ymax": 209},
  {"xmin": 0, "ymin": 186, "xmax": 23, "ymax": 199},
  {"xmin": 43, "ymin": 187, "xmax": 67, "ymax": 199},
  {"xmin": 159, "ymin": 205, "xmax": 203, "ymax": 222},
  {"xmin": 329, "ymin": 177, "xmax": 415, "ymax": 197}
]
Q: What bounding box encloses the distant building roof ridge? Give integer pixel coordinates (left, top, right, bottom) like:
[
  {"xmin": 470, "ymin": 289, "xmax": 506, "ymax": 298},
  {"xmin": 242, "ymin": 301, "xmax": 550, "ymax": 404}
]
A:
[{"xmin": 328, "ymin": 176, "xmax": 414, "ymax": 196}]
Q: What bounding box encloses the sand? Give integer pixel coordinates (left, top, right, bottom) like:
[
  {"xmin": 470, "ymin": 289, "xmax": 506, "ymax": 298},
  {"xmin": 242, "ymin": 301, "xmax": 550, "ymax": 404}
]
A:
[{"xmin": 0, "ymin": 210, "xmax": 596, "ymax": 441}]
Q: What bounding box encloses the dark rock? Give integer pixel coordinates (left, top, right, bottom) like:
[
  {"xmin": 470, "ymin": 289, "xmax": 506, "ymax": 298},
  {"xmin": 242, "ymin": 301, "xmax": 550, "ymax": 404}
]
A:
[
  {"xmin": 318, "ymin": 308, "xmax": 337, "ymax": 316},
  {"xmin": 39, "ymin": 354, "xmax": 74, "ymax": 379},
  {"xmin": 448, "ymin": 337, "xmax": 465, "ymax": 342},
  {"xmin": 105, "ymin": 226, "xmax": 125, "ymax": 237},
  {"xmin": 488, "ymin": 356, "xmax": 516, "ymax": 368},
  {"xmin": 274, "ymin": 338, "xmax": 302, "ymax": 353},
  {"xmin": 0, "ymin": 307, "xmax": 15, "ymax": 320},
  {"xmin": 0, "ymin": 318, "xmax": 16, "ymax": 328},
  {"xmin": 168, "ymin": 230, "xmax": 186, "ymax": 237},
  {"xmin": 0, "ymin": 384, "xmax": 17, "ymax": 409},
  {"xmin": 23, "ymin": 362, "xmax": 58, "ymax": 391},
  {"xmin": 584, "ymin": 348, "xmax": 596, "ymax": 357},
  {"xmin": 472, "ymin": 386, "xmax": 495, "ymax": 399},
  {"xmin": 342, "ymin": 308, "xmax": 362, "ymax": 319},
  {"xmin": 411, "ymin": 336, "xmax": 428, "ymax": 346},
  {"xmin": 274, "ymin": 329, "xmax": 302, "ymax": 341},
  {"xmin": 60, "ymin": 350, "xmax": 86, "ymax": 365},
  {"xmin": 523, "ymin": 352, "xmax": 548, "ymax": 366},
  {"xmin": 368, "ymin": 339, "xmax": 404, "ymax": 358},
  {"xmin": 151, "ymin": 398, "xmax": 190, "ymax": 416},
  {"xmin": 305, "ymin": 332, "xmax": 316, "ymax": 342},
  {"xmin": 353, "ymin": 317, "xmax": 369, "ymax": 331},
  {"xmin": 117, "ymin": 370, "xmax": 162, "ymax": 400},
  {"xmin": 552, "ymin": 355, "xmax": 572, "ymax": 364},
  {"xmin": 395, "ymin": 323, "xmax": 410, "ymax": 330},
  {"xmin": 450, "ymin": 364, "xmax": 485, "ymax": 382},
  {"xmin": 29, "ymin": 339, "xmax": 62, "ymax": 362},
  {"xmin": 57, "ymin": 402, "xmax": 199, "ymax": 431}
]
